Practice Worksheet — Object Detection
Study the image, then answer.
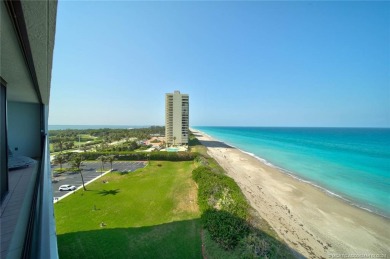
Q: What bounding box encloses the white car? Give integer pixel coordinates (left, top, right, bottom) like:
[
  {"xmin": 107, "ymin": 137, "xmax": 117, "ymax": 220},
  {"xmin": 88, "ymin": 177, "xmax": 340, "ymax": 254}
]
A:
[{"xmin": 58, "ymin": 185, "xmax": 76, "ymax": 191}]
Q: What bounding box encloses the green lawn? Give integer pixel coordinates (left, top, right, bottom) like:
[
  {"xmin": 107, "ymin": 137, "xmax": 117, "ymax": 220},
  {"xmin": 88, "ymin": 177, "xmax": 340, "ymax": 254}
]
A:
[{"xmin": 55, "ymin": 161, "xmax": 202, "ymax": 259}]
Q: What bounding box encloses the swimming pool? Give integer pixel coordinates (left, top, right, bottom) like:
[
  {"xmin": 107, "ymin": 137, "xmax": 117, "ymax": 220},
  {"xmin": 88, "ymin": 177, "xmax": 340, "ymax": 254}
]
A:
[{"xmin": 166, "ymin": 147, "xmax": 179, "ymax": 152}]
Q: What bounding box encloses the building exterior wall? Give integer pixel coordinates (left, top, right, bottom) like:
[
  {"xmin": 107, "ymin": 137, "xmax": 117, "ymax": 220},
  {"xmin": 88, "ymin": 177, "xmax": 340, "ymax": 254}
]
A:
[
  {"xmin": 7, "ymin": 101, "xmax": 42, "ymax": 158},
  {"xmin": 165, "ymin": 91, "xmax": 189, "ymax": 145}
]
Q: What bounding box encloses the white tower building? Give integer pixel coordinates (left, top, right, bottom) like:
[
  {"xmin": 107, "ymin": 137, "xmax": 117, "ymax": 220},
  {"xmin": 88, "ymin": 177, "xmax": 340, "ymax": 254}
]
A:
[{"xmin": 165, "ymin": 91, "xmax": 189, "ymax": 146}]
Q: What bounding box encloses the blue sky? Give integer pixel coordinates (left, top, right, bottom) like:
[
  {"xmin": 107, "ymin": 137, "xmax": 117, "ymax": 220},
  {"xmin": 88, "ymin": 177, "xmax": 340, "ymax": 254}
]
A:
[{"xmin": 49, "ymin": 1, "xmax": 390, "ymax": 127}]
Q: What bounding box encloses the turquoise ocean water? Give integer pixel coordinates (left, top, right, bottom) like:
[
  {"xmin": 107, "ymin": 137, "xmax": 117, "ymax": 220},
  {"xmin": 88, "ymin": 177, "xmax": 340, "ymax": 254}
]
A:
[{"xmin": 194, "ymin": 127, "xmax": 390, "ymax": 218}]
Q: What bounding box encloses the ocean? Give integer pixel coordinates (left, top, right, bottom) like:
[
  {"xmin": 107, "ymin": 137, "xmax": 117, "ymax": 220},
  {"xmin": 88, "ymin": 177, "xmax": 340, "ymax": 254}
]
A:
[{"xmin": 194, "ymin": 127, "xmax": 390, "ymax": 218}]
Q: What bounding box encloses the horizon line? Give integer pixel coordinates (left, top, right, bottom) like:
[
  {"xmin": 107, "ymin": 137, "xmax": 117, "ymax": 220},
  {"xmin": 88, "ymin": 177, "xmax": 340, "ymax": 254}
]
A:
[{"xmin": 48, "ymin": 124, "xmax": 390, "ymax": 129}]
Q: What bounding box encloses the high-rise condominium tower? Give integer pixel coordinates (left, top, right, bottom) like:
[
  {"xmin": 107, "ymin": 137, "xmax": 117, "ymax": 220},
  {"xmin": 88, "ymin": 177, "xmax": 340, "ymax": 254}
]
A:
[{"xmin": 165, "ymin": 91, "xmax": 189, "ymax": 146}]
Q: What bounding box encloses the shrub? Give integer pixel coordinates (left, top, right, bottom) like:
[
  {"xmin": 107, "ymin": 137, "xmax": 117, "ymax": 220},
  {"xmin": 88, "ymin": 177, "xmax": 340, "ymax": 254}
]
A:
[
  {"xmin": 192, "ymin": 166, "xmax": 248, "ymax": 219},
  {"xmin": 239, "ymin": 233, "xmax": 271, "ymax": 258},
  {"xmin": 202, "ymin": 209, "xmax": 250, "ymax": 250},
  {"xmin": 194, "ymin": 155, "xmax": 209, "ymax": 166},
  {"xmin": 188, "ymin": 134, "xmax": 202, "ymax": 146},
  {"xmin": 80, "ymin": 151, "xmax": 196, "ymax": 161},
  {"xmin": 53, "ymin": 168, "xmax": 67, "ymax": 173}
]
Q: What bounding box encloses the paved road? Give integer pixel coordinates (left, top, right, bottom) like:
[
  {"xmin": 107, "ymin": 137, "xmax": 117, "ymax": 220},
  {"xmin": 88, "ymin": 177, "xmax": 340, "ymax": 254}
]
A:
[{"xmin": 52, "ymin": 161, "xmax": 147, "ymax": 199}]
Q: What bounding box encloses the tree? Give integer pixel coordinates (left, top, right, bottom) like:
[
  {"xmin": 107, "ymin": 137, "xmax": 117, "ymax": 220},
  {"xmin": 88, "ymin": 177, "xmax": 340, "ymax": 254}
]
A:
[
  {"xmin": 64, "ymin": 142, "xmax": 74, "ymax": 150},
  {"xmin": 147, "ymin": 154, "xmax": 151, "ymax": 166},
  {"xmin": 81, "ymin": 145, "xmax": 88, "ymax": 152},
  {"xmin": 99, "ymin": 141, "xmax": 109, "ymax": 151},
  {"xmin": 93, "ymin": 145, "xmax": 99, "ymax": 151},
  {"xmin": 125, "ymin": 134, "xmax": 130, "ymax": 143},
  {"xmin": 106, "ymin": 155, "xmax": 116, "ymax": 170},
  {"xmin": 128, "ymin": 141, "xmax": 139, "ymax": 151},
  {"xmin": 53, "ymin": 153, "xmax": 67, "ymax": 169},
  {"xmin": 70, "ymin": 154, "xmax": 87, "ymax": 191},
  {"xmin": 53, "ymin": 143, "xmax": 62, "ymax": 152},
  {"xmin": 173, "ymin": 136, "xmax": 176, "ymax": 146},
  {"xmin": 54, "ymin": 137, "xmax": 65, "ymax": 152},
  {"xmin": 97, "ymin": 155, "xmax": 107, "ymax": 175}
]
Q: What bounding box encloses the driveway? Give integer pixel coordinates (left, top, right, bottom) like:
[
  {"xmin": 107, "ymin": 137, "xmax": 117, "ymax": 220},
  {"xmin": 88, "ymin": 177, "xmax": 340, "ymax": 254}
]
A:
[{"xmin": 52, "ymin": 161, "xmax": 147, "ymax": 199}]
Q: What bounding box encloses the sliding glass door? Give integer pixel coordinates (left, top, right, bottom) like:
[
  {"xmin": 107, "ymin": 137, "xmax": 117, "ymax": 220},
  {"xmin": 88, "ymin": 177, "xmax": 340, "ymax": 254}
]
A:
[{"xmin": 1, "ymin": 78, "xmax": 8, "ymax": 200}]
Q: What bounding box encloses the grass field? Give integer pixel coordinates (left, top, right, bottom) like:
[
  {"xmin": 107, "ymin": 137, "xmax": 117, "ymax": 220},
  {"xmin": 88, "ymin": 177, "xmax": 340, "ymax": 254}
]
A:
[{"xmin": 55, "ymin": 161, "xmax": 202, "ymax": 259}]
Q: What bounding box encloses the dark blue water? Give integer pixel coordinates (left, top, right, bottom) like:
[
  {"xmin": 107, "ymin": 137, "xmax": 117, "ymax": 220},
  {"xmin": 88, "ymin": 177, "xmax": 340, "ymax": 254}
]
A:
[{"xmin": 194, "ymin": 127, "xmax": 390, "ymax": 218}]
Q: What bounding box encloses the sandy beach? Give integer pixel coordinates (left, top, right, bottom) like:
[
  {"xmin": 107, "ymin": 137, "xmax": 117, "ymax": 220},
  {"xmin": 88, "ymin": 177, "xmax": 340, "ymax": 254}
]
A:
[{"xmin": 192, "ymin": 129, "xmax": 390, "ymax": 258}]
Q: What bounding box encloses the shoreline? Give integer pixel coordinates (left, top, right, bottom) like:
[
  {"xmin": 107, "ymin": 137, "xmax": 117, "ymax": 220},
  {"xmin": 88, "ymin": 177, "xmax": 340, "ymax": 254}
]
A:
[
  {"xmin": 239, "ymin": 148, "xmax": 389, "ymax": 220},
  {"xmin": 195, "ymin": 130, "xmax": 390, "ymax": 220},
  {"xmin": 192, "ymin": 129, "xmax": 390, "ymax": 258}
]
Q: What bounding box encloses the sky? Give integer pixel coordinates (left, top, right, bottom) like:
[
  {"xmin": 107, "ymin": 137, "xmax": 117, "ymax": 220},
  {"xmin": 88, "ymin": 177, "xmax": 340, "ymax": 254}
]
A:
[{"xmin": 49, "ymin": 1, "xmax": 390, "ymax": 127}]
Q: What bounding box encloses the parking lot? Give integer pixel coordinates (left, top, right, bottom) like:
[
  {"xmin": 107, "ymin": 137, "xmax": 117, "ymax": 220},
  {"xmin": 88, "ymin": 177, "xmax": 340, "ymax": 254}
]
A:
[{"xmin": 52, "ymin": 161, "xmax": 147, "ymax": 199}]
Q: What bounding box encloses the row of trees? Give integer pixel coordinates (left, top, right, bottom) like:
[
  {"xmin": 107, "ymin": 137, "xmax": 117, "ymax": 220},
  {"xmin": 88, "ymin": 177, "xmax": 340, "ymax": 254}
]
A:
[
  {"xmin": 97, "ymin": 141, "xmax": 140, "ymax": 152},
  {"xmin": 49, "ymin": 127, "xmax": 163, "ymax": 153},
  {"xmin": 49, "ymin": 126, "xmax": 165, "ymax": 142},
  {"xmin": 96, "ymin": 155, "xmax": 116, "ymax": 171},
  {"xmin": 51, "ymin": 137, "xmax": 141, "ymax": 153},
  {"xmin": 80, "ymin": 151, "xmax": 196, "ymax": 161},
  {"xmin": 52, "ymin": 153, "xmax": 118, "ymax": 191},
  {"xmin": 52, "ymin": 153, "xmax": 88, "ymax": 190},
  {"xmin": 52, "ymin": 141, "xmax": 75, "ymax": 153}
]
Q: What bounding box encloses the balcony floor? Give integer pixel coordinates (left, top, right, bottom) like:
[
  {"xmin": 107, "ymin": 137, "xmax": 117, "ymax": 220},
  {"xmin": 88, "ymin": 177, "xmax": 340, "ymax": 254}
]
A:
[{"xmin": 1, "ymin": 163, "xmax": 38, "ymax": 258}]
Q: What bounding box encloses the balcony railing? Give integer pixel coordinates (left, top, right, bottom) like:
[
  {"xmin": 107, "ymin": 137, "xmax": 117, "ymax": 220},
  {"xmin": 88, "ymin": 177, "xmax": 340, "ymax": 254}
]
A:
[
  {"xmin": 27, "ymin": 135, "xmax": 58, "ymax": 258},
  {"xmin": 1, "ymin": 135, "xmax": 58, "ymax": 258}
]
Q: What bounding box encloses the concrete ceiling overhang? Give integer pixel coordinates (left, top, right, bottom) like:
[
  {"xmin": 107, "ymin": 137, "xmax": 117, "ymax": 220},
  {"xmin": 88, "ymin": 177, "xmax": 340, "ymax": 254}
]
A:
[
  {"xmin": 1, "ymin": 2, "xmax": 37, "ymax": 103},
  {"xmin": 0, "ymin": 0, "xmax": 57, "ymax": 105}
]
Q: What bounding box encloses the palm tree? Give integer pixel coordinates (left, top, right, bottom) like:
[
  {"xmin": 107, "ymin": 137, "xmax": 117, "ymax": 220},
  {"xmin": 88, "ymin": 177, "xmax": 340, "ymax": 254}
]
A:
[
  {"xmin": 70, "ymin": 154, "xmax": 87, "ymax": 191},
  {"xmin": 106, "ymin": 155, "xmax": 116, "ymax": 170},
  {"xmin": 55, "ymin": 137, "xmax": 65, "ymax": 152},
  {"xmin": 97, "ymin": 155, "xmax": 107, "ymax": 175},
  {"xmin": 173, "ymin": 136, "xmax": 176, "ymax": 147},
  {"xmin": 53, "ymin": 153, "xmax": 67, "ymax": 170}
]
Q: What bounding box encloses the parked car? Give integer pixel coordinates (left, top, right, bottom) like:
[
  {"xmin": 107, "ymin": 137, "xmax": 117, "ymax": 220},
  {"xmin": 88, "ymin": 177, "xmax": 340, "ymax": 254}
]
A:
[{"xmin": 58, "ymin": 185, "xmax": 76, "ymax": 191}]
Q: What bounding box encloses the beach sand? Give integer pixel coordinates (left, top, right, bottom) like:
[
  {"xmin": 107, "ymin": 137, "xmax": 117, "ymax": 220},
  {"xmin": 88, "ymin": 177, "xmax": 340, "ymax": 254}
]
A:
[{"xmin": 192, "ymin": 129, "xmax": 390, "ymax": 258}]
